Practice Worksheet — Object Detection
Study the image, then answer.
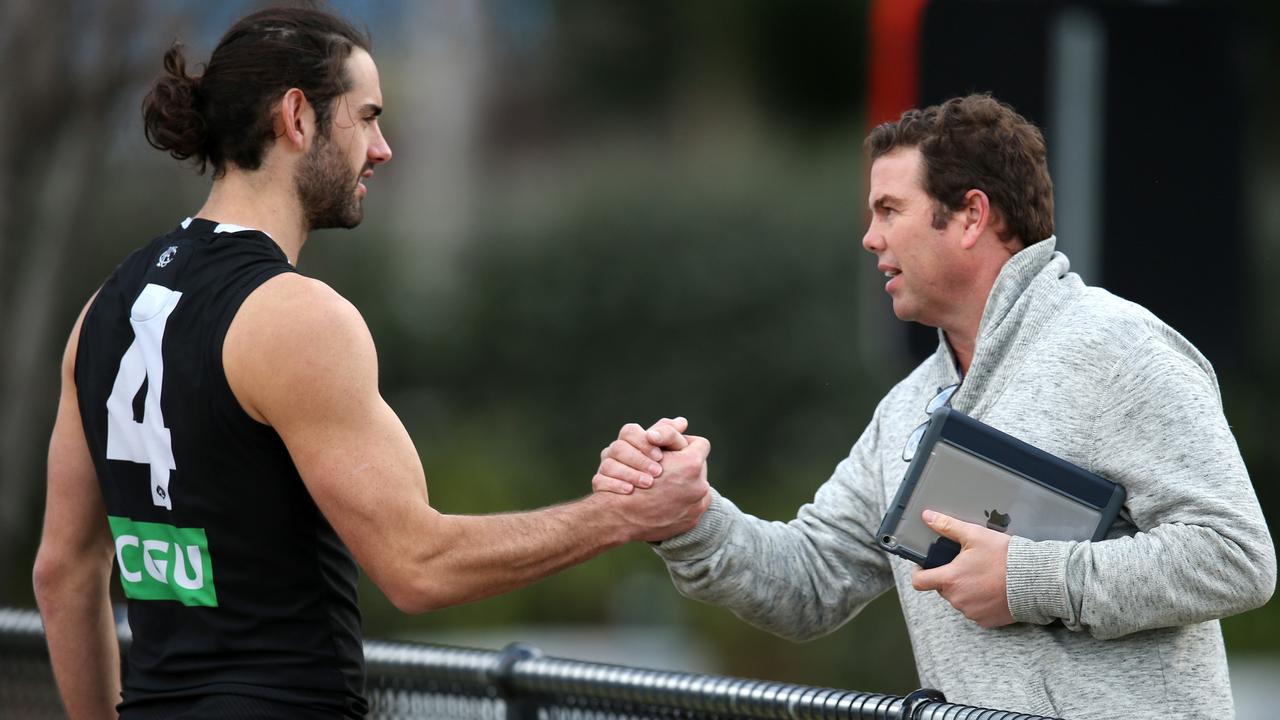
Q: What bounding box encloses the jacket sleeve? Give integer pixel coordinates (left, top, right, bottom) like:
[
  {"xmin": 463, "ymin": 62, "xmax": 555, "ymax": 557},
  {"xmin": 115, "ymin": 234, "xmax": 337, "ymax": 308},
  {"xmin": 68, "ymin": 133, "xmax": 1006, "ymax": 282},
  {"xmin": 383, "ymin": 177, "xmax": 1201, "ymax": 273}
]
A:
[
  {"xmin": 653, "ymin": 407, "xmax": 896, "ymax": 642},
  {"xmin": 1005, "ymin": 334, "xmax": 1277, "ymax": 639}
]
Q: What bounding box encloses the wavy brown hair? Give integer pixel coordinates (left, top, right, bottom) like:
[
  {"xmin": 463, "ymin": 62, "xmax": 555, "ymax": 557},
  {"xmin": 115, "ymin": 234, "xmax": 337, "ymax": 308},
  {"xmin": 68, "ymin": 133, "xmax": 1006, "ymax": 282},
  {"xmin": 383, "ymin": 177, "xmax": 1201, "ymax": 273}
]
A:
[{"xmin": 865, "ymin": 94, "xmax": 1054, "ymax": 247}]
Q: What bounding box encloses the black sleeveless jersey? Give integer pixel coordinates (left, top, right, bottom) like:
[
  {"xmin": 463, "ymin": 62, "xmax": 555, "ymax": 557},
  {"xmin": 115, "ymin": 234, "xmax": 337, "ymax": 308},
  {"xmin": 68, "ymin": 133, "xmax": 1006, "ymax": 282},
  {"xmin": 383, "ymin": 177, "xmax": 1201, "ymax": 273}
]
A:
[{"xmin": 74, "ymin": 218, "xmax": 368, "ymax": 718}]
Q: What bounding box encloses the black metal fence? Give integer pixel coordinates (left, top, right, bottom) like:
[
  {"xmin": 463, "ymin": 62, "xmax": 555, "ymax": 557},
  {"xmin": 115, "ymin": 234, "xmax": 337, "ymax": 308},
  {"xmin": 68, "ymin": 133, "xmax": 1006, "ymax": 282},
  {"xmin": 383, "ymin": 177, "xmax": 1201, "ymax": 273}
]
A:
[{"xmin": 0, "ymin": 607, "xmax": 1059, "ymax": 720}]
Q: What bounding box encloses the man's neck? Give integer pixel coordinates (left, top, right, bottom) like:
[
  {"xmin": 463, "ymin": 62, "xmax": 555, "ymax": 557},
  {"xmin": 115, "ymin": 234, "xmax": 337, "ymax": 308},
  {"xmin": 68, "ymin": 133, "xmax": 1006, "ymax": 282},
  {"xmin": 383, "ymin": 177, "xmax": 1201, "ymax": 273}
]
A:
[
  {"xmin": 941, "ymin": 238, "xmax": 1025, "ymax": 375},
  {"xmin": 195, "ymin": 166, "xmax": 307, "ymax": 265},
  {"xmin": 944, "ymin": 331, "xmax": 976, "ymax": 376},
  {"xmin": 937, "ymin": 272, "xmax": 995, "ymax": 375}
]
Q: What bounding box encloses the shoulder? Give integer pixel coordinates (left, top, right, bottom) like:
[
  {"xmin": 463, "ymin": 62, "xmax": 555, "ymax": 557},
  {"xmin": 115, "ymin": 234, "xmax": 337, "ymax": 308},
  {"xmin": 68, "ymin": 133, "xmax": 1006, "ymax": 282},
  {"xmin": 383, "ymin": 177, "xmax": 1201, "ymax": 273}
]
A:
[
  {"xmin": 1052, "ymin": 286, "xmax": 1215, "ymax": 377},
  {"xmin": 225, "ymin": 273, "xmax": 377, "ymax": 423},
  {"xmin": 65, "ymin": 290, "xmax": 102, "ymax": 379},
  {"xmin": 235, "ymin": 273, "xmax": 371, "ymax": 350},
  {"xmin": 1058, "ymin": 288, "xmax": 1219, "ymax": 401}
]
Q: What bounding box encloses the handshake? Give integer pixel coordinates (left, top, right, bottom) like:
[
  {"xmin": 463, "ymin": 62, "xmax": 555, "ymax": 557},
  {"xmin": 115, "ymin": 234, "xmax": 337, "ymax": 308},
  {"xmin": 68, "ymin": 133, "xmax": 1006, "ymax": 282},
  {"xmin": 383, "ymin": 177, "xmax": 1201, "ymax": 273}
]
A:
[{"xmin": 592, "ymin": 417, "xmax": 713, "ymax": 544}]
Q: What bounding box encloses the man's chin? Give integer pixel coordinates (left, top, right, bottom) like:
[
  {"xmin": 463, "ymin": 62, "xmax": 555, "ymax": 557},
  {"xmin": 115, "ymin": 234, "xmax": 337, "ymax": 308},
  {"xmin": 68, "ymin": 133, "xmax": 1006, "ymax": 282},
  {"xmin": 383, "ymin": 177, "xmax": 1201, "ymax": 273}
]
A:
[
  {"xmin": 331, "ymin": 199, "xmax": 365, "ymax": 230},
  {"xmin": 309, "ymin": 209, "xmax": 364, "ymax": 232},
  {"xmin": 892, "ymin": 305, "xmax": 943, "ymax": 330}
]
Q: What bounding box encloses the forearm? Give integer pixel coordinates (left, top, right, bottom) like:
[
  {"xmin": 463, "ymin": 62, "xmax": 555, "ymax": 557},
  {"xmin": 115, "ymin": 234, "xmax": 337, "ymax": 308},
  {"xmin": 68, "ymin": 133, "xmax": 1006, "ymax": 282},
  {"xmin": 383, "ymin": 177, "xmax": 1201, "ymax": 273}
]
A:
[
  {"xmin": 658, "ymin": 491, "xmax": 894, "ymax": 642},
  {"xmin": 393, "ymin": 493, "xmax": 629, "ymax": 612},
  {"xmin": 373, "ymin": 489, "xmax": 640, "ymax": 607},
  {"xmin": 1007, "ymin": 519, "xmax": 1277, "ymax": 639},
  {"xmin": 35, "ymin": 565, "xmax": 120, "ymax": 719}
]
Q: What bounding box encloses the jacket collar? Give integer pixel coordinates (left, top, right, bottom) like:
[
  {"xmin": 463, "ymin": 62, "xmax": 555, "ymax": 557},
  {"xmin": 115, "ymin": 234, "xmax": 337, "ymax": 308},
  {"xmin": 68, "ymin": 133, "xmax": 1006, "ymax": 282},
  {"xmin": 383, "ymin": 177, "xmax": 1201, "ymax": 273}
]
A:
[{"xmin": 934, "ymin": 236, "xmax": 1084, "ymax": 414}]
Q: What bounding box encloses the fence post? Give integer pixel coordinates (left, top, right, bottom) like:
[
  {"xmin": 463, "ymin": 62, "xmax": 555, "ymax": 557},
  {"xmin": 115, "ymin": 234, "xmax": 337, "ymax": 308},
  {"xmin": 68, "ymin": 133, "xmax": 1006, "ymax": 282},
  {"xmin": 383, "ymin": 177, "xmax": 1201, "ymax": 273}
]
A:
[
  {"xmin": 493, "ymin": 642, "xmax": 543, "ymax": 720},
  {"xmin": 899, "ymin": 688, "xmax": 945, "ymax": 720}
]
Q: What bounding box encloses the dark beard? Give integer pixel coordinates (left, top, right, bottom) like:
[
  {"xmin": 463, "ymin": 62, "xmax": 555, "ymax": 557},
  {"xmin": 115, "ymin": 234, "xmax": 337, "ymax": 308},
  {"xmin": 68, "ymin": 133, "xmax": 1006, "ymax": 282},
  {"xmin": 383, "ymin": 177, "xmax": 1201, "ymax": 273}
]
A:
[{"xmin": 295, "ymin": 134, "xmax": 363, "ymax": 231}]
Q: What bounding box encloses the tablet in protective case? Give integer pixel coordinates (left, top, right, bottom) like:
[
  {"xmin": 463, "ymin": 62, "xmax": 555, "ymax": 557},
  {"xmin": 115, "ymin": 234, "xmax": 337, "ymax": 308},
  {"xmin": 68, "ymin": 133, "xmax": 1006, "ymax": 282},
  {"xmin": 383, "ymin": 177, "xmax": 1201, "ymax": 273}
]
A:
[{"xmin": 876, "ymin": 407, "xmax": 1126, "ymax": 568}]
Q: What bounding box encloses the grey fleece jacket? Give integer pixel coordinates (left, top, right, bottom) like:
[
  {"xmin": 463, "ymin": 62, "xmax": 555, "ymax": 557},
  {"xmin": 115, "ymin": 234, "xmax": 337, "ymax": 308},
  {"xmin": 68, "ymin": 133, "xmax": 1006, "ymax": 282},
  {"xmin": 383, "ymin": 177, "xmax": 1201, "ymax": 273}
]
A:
[{"xmin": 655, "ymin": 238, "xmax": 1276, "ymax": 719}]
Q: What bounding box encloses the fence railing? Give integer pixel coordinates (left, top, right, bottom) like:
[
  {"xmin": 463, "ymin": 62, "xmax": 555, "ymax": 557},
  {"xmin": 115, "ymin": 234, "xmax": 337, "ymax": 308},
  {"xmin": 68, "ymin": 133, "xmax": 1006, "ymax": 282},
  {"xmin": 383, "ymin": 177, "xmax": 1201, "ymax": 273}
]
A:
[{"xmin": 0, "ymin": 606, "xmax": 1060, "ymax": 720}]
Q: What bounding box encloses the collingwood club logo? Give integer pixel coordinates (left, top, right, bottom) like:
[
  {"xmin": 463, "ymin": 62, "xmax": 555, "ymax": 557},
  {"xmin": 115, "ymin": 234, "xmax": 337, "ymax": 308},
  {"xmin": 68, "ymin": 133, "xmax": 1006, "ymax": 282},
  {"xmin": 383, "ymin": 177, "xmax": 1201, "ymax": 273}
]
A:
[{"xmin": 156, "ymin": 245, "xmax": 178, "ymax": 268}]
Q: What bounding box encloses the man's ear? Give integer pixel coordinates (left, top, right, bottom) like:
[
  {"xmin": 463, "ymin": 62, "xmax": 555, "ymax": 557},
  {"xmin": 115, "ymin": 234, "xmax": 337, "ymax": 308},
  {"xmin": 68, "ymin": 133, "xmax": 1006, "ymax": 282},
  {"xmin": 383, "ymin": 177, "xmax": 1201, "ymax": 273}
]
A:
[
  {"xmin": 958, "ymin": 189, "xmax": 991, "ymax": 250},
  {"xmin": 273, "ymin": 88, "xmax": 314, "ymax": 153}
]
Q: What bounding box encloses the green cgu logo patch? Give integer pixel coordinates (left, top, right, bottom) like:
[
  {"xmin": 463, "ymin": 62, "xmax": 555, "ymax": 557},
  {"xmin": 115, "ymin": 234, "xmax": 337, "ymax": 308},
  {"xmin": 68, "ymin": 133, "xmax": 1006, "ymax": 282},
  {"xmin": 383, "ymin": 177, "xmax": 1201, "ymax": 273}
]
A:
[{"xmin": 108, "ymin": 516, "xmax": 217, "ymax": 607}]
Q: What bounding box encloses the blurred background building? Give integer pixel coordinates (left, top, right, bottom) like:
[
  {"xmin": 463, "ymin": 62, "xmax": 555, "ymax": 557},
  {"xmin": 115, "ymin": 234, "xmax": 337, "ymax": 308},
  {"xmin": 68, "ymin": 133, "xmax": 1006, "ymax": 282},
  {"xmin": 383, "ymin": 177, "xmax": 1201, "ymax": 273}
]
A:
[{"xmin": 1, "ymin": 0, "xmax": 1276, "ymax": 713}]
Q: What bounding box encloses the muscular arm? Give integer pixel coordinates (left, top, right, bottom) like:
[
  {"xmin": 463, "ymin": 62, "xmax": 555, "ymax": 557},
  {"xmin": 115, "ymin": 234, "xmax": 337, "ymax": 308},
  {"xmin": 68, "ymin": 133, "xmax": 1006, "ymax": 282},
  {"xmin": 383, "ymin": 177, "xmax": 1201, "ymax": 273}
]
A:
[
  {"xmin": 224, "ymin": 275, "xmax": 709, "ymax": 613},
  {"xmin": 33, "ymin": 295, "xmax": 121, "ymax": 720},
  {"xmin": 1007, "ymin": 337, "xmax": 1277, "ymax": 639}
]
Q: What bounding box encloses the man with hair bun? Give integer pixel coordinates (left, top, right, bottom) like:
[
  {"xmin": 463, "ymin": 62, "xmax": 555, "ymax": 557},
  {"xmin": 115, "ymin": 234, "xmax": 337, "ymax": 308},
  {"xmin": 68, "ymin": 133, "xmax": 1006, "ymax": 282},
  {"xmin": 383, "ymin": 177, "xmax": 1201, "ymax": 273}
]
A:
[
  {"xmin": 33, "ymin": 6, "xmax": 711, "ymax": 719},
  {"xmin": 598, "ymin": 94, "xmax": 1275, "ymax": 719}
]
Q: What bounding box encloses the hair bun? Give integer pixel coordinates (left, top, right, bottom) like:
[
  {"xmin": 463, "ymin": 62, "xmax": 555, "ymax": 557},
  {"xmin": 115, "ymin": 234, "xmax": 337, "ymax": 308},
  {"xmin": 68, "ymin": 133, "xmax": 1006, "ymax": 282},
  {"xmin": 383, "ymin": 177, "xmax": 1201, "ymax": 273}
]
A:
[{"xmin": 142, "ymin": 42, "xmax": 210, "ymax": 171}]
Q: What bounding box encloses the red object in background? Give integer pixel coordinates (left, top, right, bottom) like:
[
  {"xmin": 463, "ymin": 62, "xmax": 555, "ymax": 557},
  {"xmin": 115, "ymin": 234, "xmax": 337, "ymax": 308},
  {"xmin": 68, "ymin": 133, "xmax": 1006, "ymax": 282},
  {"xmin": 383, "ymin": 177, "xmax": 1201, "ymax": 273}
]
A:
[{"xmin": 867, "ymin": 0, "xmax": 929, "ymax": 129}]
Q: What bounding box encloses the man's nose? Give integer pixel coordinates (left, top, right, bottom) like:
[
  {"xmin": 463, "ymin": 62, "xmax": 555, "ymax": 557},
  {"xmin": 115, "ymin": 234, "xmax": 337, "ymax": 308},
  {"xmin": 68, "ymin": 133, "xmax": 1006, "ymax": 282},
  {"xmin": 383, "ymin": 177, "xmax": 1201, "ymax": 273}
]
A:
[
  {"xmin": 369, "ymin": 127, "xmax": 392, "ymax": 165},
  {"xmin": 862, "ymin": 225, "xmax": 882, "ymax": 254}
]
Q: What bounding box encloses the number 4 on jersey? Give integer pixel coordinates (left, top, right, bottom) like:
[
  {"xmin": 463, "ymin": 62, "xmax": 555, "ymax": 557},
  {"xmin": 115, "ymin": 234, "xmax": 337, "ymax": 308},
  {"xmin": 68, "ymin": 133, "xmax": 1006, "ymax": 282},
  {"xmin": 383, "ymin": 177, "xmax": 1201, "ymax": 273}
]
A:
[{"xmin": 106, "ymin": 283, "xmax": 183, "ymax": 510}]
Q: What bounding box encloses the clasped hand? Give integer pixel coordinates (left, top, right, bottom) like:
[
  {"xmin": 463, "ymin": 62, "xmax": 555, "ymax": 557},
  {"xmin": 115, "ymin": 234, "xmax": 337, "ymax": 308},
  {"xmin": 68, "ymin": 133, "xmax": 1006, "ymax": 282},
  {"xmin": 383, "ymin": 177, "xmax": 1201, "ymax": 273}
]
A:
[{"xmin": 593, "ymin": 417, "xmax": 712, "ymax": 543}]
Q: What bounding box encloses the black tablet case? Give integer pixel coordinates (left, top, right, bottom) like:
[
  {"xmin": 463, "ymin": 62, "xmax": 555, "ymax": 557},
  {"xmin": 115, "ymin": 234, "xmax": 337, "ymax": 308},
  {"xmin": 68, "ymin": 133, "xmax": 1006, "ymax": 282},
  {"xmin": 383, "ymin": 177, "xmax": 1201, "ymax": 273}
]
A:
[{"xmin": 877, "ymin": 407, "xmax": 1127, "ymax": 568}]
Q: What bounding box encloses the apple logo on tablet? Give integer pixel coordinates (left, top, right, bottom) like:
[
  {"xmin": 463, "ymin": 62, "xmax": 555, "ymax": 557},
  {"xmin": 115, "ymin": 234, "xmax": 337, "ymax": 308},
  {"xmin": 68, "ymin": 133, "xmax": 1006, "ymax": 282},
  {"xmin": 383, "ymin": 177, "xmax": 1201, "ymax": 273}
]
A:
[{"xmin": 984, "ymin": 509, "xmax": 1011, "ymax": 532}]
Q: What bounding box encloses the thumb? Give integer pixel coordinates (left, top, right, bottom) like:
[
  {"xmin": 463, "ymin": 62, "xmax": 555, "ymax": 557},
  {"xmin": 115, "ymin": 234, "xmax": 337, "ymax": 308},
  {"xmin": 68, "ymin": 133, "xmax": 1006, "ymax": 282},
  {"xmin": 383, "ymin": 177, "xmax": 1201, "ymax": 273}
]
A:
[
  {"xmin": 922, "ymin": 509, "xmax": 976, "ymax": 544},
  {"xmin": 647, "ymin": 420, "xmax": 690, "ymax": 450}
]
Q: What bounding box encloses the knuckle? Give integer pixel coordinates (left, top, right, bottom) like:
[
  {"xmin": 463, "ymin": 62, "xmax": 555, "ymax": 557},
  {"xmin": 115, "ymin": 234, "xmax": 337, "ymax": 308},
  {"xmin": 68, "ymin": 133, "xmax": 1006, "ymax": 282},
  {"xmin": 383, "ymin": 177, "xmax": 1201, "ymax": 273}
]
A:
[{"xmin": 621, "ymin": 423, "xmax": 643, "ymax": 438}]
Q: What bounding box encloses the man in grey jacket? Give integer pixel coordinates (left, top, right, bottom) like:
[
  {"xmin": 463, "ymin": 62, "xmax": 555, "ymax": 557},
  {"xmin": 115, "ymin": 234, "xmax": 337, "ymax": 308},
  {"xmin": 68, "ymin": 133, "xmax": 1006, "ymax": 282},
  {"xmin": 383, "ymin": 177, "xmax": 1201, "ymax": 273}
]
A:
[{"xmin": 593, "ymin": 94, "xmax": 1275, "ymax": 719}]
